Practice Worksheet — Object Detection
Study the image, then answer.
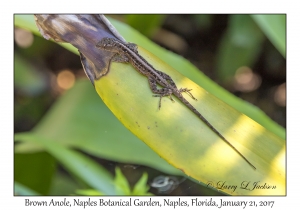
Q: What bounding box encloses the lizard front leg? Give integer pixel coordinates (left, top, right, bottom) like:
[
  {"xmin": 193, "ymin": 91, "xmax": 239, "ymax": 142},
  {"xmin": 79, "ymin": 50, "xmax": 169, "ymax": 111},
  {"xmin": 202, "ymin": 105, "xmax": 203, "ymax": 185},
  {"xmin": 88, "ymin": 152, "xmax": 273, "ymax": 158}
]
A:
[
  {"xmin": 111, "ymin": 53, "xmax": 130, "ymax": 63},
  {"xmin": 148, "ymin": 76, "xmax": 174, "ymax": 110}
]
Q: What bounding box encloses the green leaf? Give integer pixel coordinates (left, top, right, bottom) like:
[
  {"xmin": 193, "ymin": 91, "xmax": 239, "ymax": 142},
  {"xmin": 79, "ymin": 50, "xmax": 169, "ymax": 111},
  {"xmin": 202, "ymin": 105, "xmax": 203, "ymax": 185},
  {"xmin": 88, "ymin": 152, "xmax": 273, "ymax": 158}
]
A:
[
  {"xmin": 216, "ymin": 15, "xmax": 265, "ymax": 80},
  {"xmin": 14, "ymin": 182, "xmax": 40, "ymax": 196},
  {"xmin": 15, "ymin": 80, "xmax": 180, "ymax": 175},
  {"xmin": 113, "ymin": 168, "xmax": 152, "ymax": 195},
  {"xmin": 15, "ymin": 135, "xmax": 116, "ymax": 195},
  {"xmin": 109, "ymin": 16, "xmax": 285, "ymax": 139},
  {"xmin": 95, "ymin": 47, "xmax": 285, "ymax": 195},
  {"xmin": 251, "ymin": 14, "xmax": 286, "ymax": 57},
  {"xmin": 49, "ymin": 172, "xmax": 82, "ymax": 195},
  {"xmin": 75, "ymin": 189, "xmax": 104, "ymax": 196},
  {"xmin": 114, "ymin": 167, "xmax": 131, "ymax": 195},
  {"xmin": 14, "ymin": 53, "xmax": 47, "ymax": 95},
  {"xmin": 125, "ymin": 14, "xmax": 166, "ymax": 37},
  {"xmin": 14, "ymin": 152, "xmax": 56, "ymax": 195},
  {"xmin": 14, "ymin": 14, "xmax": 40, "ymax": 35},
  {"xmin": 132, "ymin": 173, "xmax": 152, "ymax": 195},
  {"xmin": 14, "ymin": 14, "xmax": 285, "ymax": 139}
]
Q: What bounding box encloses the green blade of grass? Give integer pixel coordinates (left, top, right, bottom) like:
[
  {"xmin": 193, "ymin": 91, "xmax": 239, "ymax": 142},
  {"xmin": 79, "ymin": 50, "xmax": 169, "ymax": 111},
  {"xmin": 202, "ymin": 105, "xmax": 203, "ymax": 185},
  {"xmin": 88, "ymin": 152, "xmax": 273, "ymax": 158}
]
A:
[
  {"xmin": 15, "ymin": 135, "xmax": 115, "ymax": 195},
  {"xmin": 251, "ymin": 14, "xmax": 286, "ymax": 57}
]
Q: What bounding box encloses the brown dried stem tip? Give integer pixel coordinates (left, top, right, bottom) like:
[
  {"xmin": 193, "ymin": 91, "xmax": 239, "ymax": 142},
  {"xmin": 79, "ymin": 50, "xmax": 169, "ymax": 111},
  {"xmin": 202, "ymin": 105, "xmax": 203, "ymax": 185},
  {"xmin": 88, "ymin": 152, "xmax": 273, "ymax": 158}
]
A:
[{"xmin": 34, "ymin": 14, "xmax": 125, "ymax": 84}]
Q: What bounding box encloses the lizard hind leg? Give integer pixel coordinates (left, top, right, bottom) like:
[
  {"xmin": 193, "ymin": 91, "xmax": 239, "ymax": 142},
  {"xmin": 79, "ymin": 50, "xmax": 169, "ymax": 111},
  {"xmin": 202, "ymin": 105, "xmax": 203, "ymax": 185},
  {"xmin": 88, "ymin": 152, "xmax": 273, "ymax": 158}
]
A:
[{"xmin": 148, "ymin": 76, "xmax": 174, "ymax": 110}]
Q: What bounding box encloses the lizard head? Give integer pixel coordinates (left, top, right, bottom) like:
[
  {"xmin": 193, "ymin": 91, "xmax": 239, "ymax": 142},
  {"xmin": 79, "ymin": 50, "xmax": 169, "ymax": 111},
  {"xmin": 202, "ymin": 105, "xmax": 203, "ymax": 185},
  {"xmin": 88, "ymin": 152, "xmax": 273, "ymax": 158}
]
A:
[{"xmin": 96, "ymin": 37, "xmax": 118, "ymax": 51}]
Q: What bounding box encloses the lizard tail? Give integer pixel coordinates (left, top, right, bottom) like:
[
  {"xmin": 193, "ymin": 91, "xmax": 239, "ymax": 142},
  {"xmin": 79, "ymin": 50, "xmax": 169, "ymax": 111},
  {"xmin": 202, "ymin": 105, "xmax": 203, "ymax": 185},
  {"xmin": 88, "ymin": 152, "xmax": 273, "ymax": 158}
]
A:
[{"xmin": 176, "ymin": 93, "xmax": 256, "ymax": 170}]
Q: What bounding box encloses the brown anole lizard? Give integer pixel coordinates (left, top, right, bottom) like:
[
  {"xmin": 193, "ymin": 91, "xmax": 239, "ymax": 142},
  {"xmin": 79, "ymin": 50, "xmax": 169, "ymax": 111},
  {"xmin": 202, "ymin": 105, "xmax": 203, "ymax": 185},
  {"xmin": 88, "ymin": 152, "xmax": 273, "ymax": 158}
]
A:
[{"xmin": 96, "ymin": 37, "xmax": 256, "ymax": 170}]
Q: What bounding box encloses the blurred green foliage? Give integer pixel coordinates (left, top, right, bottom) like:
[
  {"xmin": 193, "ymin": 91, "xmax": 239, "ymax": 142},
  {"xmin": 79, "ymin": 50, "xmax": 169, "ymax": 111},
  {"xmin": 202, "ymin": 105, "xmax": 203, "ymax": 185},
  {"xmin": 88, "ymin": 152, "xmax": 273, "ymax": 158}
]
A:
[
  {"xmin": 75, "ymin": 168, "xmax": 151, "ymax": 196},
  {"xmin": 14, "ymin": 53, "xmax": 47, "ymax": 95},
  {"xmin": 251, "ymin": 15, "xmax": 286, "ymax": 57},
  {"xmin": 14, "ymin": 152, "xmax": 56, "ymax": 194},
  {"xmin": 216, "ymin": 14, "xmax": 285, "ymax": 80},
  {"xmin": 14, "ymin": 182, "xmax": 40, "ymax": 196},
  {"xmin": 114, "ymin": 168, "xmax": 152, "ymax": 195},
  {"xmin": 216, "ymin": 15, "xmax": 265, "ymax": 80},
  {"xmin": 125, "ymin": 14, "xmax": 166, "ymax": 37}
]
